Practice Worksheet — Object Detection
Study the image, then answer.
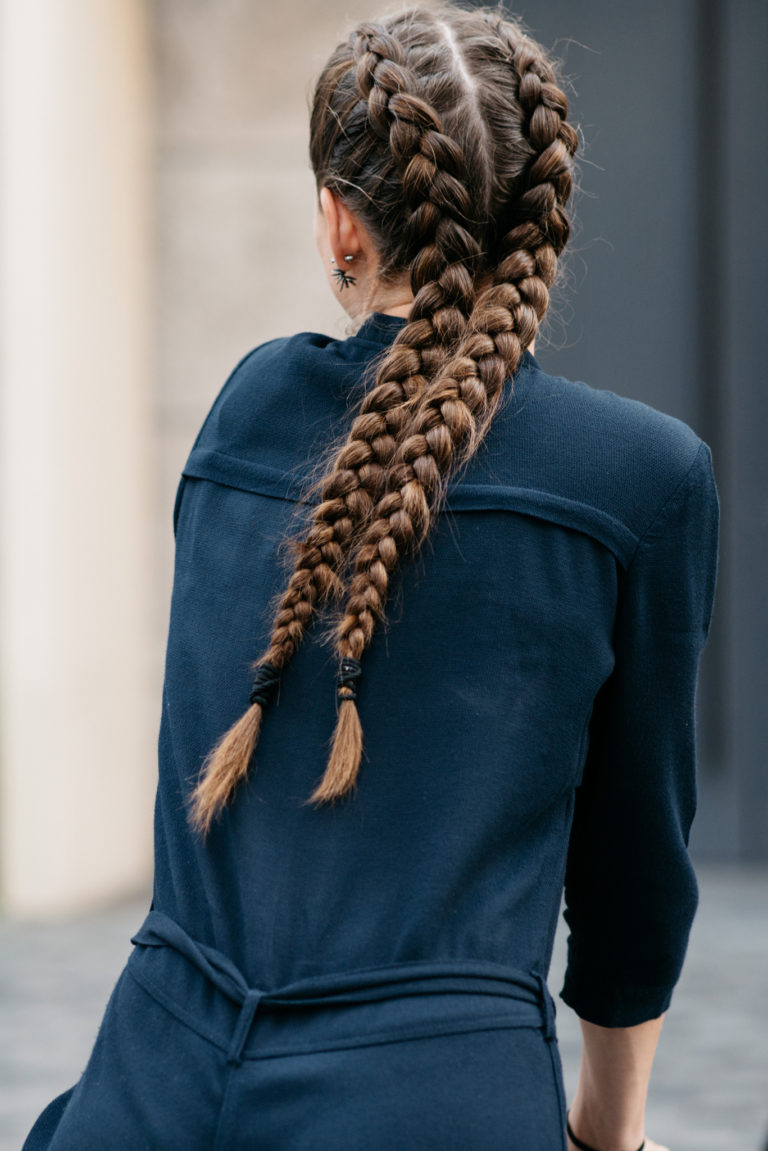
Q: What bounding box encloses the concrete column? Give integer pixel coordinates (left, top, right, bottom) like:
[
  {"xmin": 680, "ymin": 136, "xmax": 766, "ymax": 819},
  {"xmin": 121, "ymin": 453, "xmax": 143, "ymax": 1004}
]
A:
[{"xmin": 0, "ymin": 0, "xmax": 155, "ymax": 915}]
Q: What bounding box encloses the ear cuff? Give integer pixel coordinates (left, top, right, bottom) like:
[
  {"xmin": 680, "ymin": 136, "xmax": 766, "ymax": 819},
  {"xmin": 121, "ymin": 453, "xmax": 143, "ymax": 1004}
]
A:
[{"xmin": 331, "ymin": 260, "xmax": 357, "ymax": 290}]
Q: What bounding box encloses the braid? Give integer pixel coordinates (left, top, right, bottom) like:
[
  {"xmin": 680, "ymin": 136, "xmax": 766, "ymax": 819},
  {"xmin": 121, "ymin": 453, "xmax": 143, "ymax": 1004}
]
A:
[
  {"xmin": 189, "ymin": 16, "xmax": 486, "ymax": 833},
  {"xmin": 308, "ymin": 16, "xmax": 579, "ymax": 804}
]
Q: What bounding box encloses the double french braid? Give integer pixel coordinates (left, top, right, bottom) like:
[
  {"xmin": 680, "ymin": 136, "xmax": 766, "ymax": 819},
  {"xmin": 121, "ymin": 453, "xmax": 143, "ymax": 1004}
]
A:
[
  {"xmin": 309, "ymin": 12, "xmax": 579, "ymax": 804},
  {"xmin": 189, "ymin": 14, "xmax": 489, "ymax": 832}
]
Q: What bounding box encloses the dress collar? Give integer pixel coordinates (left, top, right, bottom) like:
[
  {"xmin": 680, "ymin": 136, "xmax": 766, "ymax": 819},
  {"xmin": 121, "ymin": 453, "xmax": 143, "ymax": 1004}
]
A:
[{"xmin": 353, "ymin": 312, "xmax": 408, "ymax": 344}]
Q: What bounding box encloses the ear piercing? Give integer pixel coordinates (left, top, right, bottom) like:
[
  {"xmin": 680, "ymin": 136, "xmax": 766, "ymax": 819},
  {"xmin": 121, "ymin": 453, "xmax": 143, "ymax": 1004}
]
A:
[{"xmin": 330, "ymin": 254, "xmax": 356, "ymax": 290}]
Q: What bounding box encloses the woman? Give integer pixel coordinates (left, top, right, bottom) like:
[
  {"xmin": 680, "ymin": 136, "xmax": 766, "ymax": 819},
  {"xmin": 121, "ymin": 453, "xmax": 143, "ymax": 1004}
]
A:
[{"xmin": 24, "ymin": 6, "xmax": 718, "ymax": 1150}]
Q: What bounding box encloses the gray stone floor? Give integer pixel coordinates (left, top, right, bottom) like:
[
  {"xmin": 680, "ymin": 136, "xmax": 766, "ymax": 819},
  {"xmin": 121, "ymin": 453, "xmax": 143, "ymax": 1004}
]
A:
[{"xmin": 2, "ymin": 864, "xmax": 766, "ymax": 1150}]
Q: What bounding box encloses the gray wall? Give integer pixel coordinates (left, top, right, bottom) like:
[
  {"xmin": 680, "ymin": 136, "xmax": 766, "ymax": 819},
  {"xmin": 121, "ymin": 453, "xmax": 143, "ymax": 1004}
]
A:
[{"xmin": 492, "ymin": 0, "xmax": 768, "ymax": 859}]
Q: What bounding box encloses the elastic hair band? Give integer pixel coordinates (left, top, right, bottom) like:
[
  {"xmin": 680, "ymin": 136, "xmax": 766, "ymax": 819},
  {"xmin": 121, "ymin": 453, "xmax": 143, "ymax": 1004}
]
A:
[
  {"xmin": 337, "ymin": 657, "xmax": 363, "ymax": 701},
  {"xmin": 249, "ymin": 662, "xmax": 281, "ymax": 708}
]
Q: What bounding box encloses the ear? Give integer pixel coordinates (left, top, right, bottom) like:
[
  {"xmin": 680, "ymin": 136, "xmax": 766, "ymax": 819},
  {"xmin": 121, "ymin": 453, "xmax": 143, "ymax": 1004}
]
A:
[{"xmin": 319, "ymin": 187, "xmax": 365, "ymax": 267}]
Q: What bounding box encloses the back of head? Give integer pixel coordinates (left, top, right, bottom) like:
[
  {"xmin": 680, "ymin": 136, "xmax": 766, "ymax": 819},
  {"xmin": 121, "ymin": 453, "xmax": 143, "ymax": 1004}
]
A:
[
  {"xmin": 310, "ymin": 5, "xmax": 574, "ymax": 304},
  {"xmin": 189, "ymin": 3, "xmax": 579, "ymax": 832}
]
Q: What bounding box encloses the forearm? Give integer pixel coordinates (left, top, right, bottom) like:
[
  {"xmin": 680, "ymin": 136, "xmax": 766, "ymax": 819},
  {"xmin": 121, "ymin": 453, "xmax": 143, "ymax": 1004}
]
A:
[{"xmin": 568, "ymin": 1014, "xmax": 665, "ymax": 1151}]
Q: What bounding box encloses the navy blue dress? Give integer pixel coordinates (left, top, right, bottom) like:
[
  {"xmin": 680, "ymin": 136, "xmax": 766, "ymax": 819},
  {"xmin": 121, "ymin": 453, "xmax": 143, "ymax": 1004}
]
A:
[{"xmin": 25, "ymin": 313, "xmax": 719, "ymax": 1150}]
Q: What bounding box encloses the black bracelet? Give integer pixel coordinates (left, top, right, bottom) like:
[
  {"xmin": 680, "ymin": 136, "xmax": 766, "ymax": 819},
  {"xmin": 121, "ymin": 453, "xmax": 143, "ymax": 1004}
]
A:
[{"xmin": 567, "ymin": 1116, "xmax": 646, "ymax": 1151}]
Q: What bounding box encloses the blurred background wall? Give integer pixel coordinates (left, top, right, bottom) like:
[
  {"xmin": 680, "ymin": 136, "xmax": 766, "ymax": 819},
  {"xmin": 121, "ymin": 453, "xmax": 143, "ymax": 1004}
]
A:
[
  {"xmin": 0, "ymin": 0, "xmax": 156, "ymax": 916},
  {"xmin": 0, "ymin": 0, "xmax": 765, "ymax": 918}
]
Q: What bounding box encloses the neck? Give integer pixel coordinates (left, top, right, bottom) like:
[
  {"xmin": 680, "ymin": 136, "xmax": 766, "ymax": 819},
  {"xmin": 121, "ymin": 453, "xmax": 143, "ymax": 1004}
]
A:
[
  {"xmin": 354, "ymin": 279, "xmax": 536, "ymax": 354},
  {"xmin": 360, "ymin": 275, "xmax": 413, "ymax": 321},
  {"xmin": 376, "ymin": 301, "xmax": 412, "ymax": 319}
]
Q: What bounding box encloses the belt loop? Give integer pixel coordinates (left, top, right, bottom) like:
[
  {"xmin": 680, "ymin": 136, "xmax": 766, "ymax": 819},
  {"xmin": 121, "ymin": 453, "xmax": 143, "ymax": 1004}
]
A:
[
  {"xmin": 532, "ymin": 971, "xmax": 556, "ymax": 1042},
  {"xmin": 227, "ymin": 989, "xmax": 264, "ymax": 1066}
]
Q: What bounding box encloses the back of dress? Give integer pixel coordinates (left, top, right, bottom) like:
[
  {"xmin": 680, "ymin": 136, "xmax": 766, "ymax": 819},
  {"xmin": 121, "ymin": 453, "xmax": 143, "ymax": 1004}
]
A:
[{"xmin": 154, "ymin": 313, "xmax": 718, "ymax": 1030}]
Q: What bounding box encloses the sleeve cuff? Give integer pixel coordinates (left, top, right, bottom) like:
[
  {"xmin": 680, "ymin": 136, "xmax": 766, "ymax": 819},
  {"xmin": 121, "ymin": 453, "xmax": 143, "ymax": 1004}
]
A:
[{"xmin": 559, "ymin": 971, "xmax": 675, "ymax": 1027}]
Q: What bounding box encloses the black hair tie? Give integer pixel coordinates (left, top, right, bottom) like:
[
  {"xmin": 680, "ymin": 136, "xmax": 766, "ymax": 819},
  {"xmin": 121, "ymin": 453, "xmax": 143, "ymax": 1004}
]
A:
[
  {"xmin": 337, "ymin": 657, "xmax": 363, "ymax": 701},
  {"xmin": 249, "ymin": 662, "xmax": 281, "ymax": 708},
  {"xmin": 567, "ymin": 1117, "xmax": 645, "ymax": 1151}
]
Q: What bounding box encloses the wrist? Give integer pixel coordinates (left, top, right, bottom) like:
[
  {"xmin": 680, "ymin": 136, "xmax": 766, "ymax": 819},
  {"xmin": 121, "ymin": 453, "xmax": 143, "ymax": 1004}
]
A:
[{"xmin": 567, "ymin": 1105, "xmax": 646, "ymax": 1151}]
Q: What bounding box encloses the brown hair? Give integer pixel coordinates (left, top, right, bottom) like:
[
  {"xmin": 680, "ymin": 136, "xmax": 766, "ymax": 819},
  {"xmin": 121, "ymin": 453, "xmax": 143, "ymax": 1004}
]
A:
[{"xmin": 189, "ymin": 3, "xmax": 578, "ymax": 832}]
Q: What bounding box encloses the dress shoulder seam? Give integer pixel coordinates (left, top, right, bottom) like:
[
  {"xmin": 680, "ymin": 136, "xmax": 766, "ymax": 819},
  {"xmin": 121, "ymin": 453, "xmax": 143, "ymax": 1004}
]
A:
[{"xmin": 626, "ymin": 440, "xmax": 709, "ymax": 569}]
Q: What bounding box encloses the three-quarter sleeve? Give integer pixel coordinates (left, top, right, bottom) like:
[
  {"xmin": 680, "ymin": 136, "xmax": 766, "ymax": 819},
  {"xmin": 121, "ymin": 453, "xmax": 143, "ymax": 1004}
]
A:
[{"xmin": 560, "ymin": 440, "xmax": 720, "ymax": 1027}]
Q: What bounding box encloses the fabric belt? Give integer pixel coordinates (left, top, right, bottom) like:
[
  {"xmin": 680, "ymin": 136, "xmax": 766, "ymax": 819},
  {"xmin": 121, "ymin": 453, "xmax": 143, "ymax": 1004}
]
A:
[{"xmin": 130, "ymin": 910, "xmax": 556, "ymax": 1066}]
